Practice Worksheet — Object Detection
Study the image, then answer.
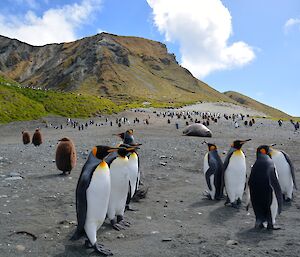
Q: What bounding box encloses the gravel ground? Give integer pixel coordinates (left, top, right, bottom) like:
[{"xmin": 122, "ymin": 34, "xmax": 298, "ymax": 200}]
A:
[{"xmin": 0, "ymin": 103, "xmax": 299, "ymax": 257}]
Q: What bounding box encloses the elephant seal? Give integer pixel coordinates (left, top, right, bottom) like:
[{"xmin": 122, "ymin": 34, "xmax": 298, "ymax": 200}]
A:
[{"xmin": 182, "ymin": 124, "xmax": 212, "ymax": 137}]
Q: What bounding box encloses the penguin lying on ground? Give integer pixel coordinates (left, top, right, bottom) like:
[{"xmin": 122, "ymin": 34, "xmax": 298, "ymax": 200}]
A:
[
  {"xmin": 202, "ymin": 142, "xmax": 224, "ymax": 200},
  {"xmin": 105, "ymin": 146, "xmax": 140, "ymax": 231},
  {"xmin": 224, "ymin": 139, "xmax": 251, "ymax": 208},
  {"xmin": 248, "ymin": 145, "xmax": 283, "ymax": 230},
  {"xmin": 269, "ymin": 145, "xmax": 297, "ymax": 202},
  {"xmin": 71, "ymin": 145, "xmax": 119, "ymax": 256}
]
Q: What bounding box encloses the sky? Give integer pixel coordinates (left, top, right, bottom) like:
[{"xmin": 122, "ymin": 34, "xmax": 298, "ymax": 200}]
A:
[{"xmin": 0, "ymin": 0, "xmax": 299, "ymax": 116}]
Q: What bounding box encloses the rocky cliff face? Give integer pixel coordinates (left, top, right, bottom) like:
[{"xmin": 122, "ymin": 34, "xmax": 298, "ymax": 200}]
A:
[{"xmin": 0, "ymin": 33, "xmax": 231, "ymax": 103}]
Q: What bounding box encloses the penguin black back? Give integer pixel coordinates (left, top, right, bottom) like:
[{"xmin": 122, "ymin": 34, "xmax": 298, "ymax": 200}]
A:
[{"xmin": 249, "ymin": 145, "xmax": 283, "ymax": 229}]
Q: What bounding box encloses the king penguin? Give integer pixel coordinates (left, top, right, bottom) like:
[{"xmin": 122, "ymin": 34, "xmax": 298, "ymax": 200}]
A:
[
  {"xmin": 224, "ymin": 139, "xmax": 251, "ymax": 208},
  {"xmin": 203, "ymin": 142, "xmax": 224, "ymax": 200},
  {"xmin": 105, "ymin": 146, "xmax": 138, "ymax": 230},
  {"xmin": 71, "ymin": 145, "xmax": 119, "ymax": 255},
  {"xmin": 115, "ymin": 129, "xmax": 142, "ymax": 211},
  {"xmin": 269, "ymin": 145, "xmax": 297, "ymax": 201},
  {"xmin": 248, "ymin": 145, "xmax": 283, "ymax": 230}
]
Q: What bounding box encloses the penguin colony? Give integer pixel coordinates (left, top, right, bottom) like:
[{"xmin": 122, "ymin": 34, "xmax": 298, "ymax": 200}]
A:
[
  {"xmin": 20, "ymin": 109, "xmax": 298, "ymax": 255},
  {"xmin": 203, "ymin": 140, "xmax": 296, "ymax": 230}
]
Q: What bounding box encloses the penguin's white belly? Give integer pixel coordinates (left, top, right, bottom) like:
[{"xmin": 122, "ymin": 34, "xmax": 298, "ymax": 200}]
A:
[
  {"xmin": 84, "ymin": 166, "xmax": 111, "ymax": 245},
  {"xmin": 225, "ymin": 154, "xmax": 246, "ymax": 202},
  {"xmin": 270, "ymin": 191, "xmax": 278, "ymax": 224},
  {"xmin": 107, "ymin": 158, "xmax": 129, "ymax": 218},
  {"xmin": 85, "ymin": 169, "xmax": 110, "ymax": 227},
  {"xmin": 203, "ymin": 153, "xmax": 215, "ymax": 199},
  {"xmin": 128, "ymin": 157, "xmax": 139, "ymax": 197},
  {"xmin": 272, "ymin": 153, "xmax": 293, "ymax": 196}
]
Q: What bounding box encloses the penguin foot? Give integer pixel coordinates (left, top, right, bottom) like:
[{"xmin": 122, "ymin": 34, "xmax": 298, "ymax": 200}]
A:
[
  {"xmin": 230, "ymin": 202, "xmax": 240, "ymax": 209},
  {"xmin": 93, "ymin": 243, "xmax": 113, "ymax": 256},
  {"xmin": 254, "ymin": 223, "xmax": 264, "ymax": 230},
  {"xmin": 119, "ymin": 220, "xmax": 131, "ymax": 227},
  {"xmin": 284, "ymin": 198, "xmax": 292, "ymax": 203},
  {"xmin": 85, "ymin": 240, "xmax": 103, "ymax": 249},
  {"xmin": 125, "ymin": 205, "xmax": 138, "ymax": 212},
  {"xmin": 202, "ymin": 191, "xmax": 212, "ymax": 200},
  {"xmin": 224, "ymin": 197, "xmax": 230, "ymax": 206},
  {"xmin": 112, "ymin": 223, "xmax": 125, "ymax": 231},
  {"xmin": 267, "ymin": 224, "xmax": 281, "ymax": 230}
]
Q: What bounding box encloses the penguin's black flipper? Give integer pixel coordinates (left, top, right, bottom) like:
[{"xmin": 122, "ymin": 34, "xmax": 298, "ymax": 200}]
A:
[
  {"xmin": 281, "ymin": 151, "xmax": 297, "ymax": 190},
  {"xmin": 223, "ymin": 148, "xmax": 235, "ymax": 172},
  {"xmin": 270, "ymin": 167, "xmax": 283, "ymax": 214},
  {"xmin": 205, "ymin": 168, "xmax": 214, "ymax": 191}
]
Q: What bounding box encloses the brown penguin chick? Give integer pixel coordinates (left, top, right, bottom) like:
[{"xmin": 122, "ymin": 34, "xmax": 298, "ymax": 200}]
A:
[
  {"xmin": 22, "ymin": 131, "xmax": 31, "ymax": 145},
  {"xmin": 32, "ymin": 128, "xmax": 42, "ymax": 146},
  {"xmin": 55, "ymin": 137, "xmax": 77, "ymax": 175}
]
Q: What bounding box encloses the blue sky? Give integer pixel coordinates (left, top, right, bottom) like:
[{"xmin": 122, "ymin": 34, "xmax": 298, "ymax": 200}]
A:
[{"xmin": 0, "ymin": 0, "xmax": 299, "ymax": 116}]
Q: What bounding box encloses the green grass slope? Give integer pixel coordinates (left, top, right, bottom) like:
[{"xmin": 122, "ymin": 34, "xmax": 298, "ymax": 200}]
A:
[
  {"xmin": 224, "ymin": 91, "xmax": 291, "ymax": 119},
  {"xmin": 0, "ymin": 75, "xmax": 122, "ymax": 123}
]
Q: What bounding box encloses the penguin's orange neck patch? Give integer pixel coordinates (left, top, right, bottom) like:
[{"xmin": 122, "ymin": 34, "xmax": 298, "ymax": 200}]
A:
[
  {"xmin": 92, "ymin": 147, "xmax": 97, "ymax": 157},
  {"xmin": 234, "ymin": 149, "xmax": 243, "ymax": 155},
  {"xmin": 260, "ymin": 149, "xmax": 267, "ymax": 155},
  {"xmin": 100, "ymin": 161, "xmax": 108, "ymax": 168},
  {"xmin": 209, "ymin": 146, "xmax": 216, "ymax": 151}
]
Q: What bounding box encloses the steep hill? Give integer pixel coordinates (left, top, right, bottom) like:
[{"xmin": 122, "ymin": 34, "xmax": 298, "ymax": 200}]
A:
[
  {"xmin": 0, "ymin": 33, "xmax": 233, "ymax": 104},
  {"xmin": 224, "ymin": 91, "xmax": 291, "ymax": 119}
]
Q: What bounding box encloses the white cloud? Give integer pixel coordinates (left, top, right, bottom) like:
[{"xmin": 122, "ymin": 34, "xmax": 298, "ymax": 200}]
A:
[
  {"xmin": 0, "ymin": 0, "xmax": 102, "ymax": 46},
  {"xmin": 147, "ymin": 0, "xmax": 255, "ymax": 78},
  {"xmin": 284, "ymin": 18, "xmax": 300, "ymax": 33}
]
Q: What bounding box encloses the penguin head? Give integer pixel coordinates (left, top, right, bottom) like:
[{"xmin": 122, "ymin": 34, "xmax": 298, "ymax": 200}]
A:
[
  {"xmin": 117, "ymin": 145, "xmax": 140, "ymax": 157},
  {"xmin": 268, "ymin": 143, "xmax": 277, "ymax": 156},
  {"xmin": 123, "ymin": 129, "xmax": 135, "ymax": 144},
  {"xmin": 231, "ymin": 139, "xmax": 251, "ymax": 149},
  {"xmin": 203, "ymin": 141, "xmax": 217, "ymax": 151},
  {"xmin": 256, "ymin": 145, "xmax": 271, "ymax": 158},
  {"xmin": 58, "ymin": 137, "xmax": 70, "ymax": 142},
  {"xmin": 92, "ymin": 145, "xmax": 119, "ymax": 160}
]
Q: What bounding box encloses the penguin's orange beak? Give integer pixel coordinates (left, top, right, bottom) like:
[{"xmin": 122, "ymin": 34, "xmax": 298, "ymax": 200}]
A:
[{"xmin": 107, "ymin": 147, "xmax": 120, "ymax": 153}]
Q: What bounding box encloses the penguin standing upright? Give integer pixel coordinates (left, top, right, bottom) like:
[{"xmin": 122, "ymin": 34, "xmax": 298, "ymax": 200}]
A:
[
  {"xmin": 106, "ymin": 146, "xmax": 137, "ymax": 230},
  {"xmin": 224, "ymin": 139, "xmax": 251, "ymax": 208},
  {"xmin": 248, "ymin": 145, "xmax": 283, "ymax": 230},
  {"xmin": 55, "ymin": 137, "xmax": 77, "ymax": 175},
  {"xmin": 115, "ymin": 129, "xmax": 142, "ymax": 210},
  {"xmin": 269, "ymin": 145, "xmax": 297, "ymax": 201},
  {"xmin": 71, "ymin": 145, "xmax": 119, "ymax": 255},
  {"xmin": 203, "ymin": 142, "xmax": 224, "ymax": 200},
  {"xmin": 32, "ymin": 128, "xmax": 42, "ymax": 146},
  {"xmin": 22, "ymin": 131, "xmax": 31, "ymax": 145}
]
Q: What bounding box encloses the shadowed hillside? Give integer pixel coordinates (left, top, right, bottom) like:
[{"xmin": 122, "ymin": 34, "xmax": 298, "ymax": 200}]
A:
[{"xmin": 224, "ymin": 91, "xmax": 291, "ymax": 119}]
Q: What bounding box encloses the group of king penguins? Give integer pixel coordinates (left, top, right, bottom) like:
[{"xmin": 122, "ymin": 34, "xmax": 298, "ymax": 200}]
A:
[
  {"xmin": 203, "ymin": 139, "xmax": 297, "ymax": 230},
  {"xmin": 70, "ymin": 129, "xmax": 141, "ymax": 256}
]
